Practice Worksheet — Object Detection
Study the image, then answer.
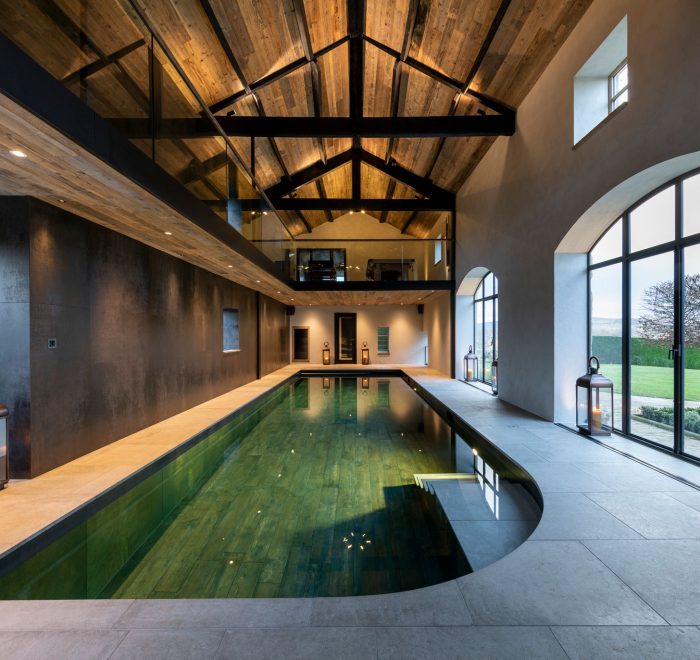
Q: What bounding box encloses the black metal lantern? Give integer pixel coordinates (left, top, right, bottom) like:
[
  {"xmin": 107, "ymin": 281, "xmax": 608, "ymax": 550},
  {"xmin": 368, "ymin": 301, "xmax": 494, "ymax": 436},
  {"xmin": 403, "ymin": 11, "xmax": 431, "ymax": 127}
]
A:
[
  {"xmin": 361, "ymin": 341, "xmax": 370, "ymax": 365},
  {"xmin": 322, "ymin": 341, "xmax": 331, "ymax": 365},
  {"xmin": 464, "ymin": 346, "xmax": 478, "ymax": 382},
  {"xmin": 576, "ymin": 356, "xmax": 614, "ymax": 436},
  {"xmin": 491, "ymin": 360, "xmax": 498, "ymax": 395}
]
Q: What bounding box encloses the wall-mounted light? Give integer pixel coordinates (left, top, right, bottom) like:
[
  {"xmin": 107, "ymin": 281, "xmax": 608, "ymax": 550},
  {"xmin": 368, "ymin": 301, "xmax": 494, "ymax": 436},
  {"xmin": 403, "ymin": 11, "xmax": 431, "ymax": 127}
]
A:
[{"xmin": 9, "ymin": 149, "xmax": 27, "ymax": 158}]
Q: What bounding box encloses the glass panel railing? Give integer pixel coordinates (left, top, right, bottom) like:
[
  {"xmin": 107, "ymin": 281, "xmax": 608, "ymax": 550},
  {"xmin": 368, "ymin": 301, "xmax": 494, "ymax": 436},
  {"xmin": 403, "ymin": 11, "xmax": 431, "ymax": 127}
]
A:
[
  {"xmin": 252, "ymin": 239, "xmax": 452, "ymax": 283},
  {"xmin": 0, "ymin": 0, "xmax": 295, "ymax": 245}
]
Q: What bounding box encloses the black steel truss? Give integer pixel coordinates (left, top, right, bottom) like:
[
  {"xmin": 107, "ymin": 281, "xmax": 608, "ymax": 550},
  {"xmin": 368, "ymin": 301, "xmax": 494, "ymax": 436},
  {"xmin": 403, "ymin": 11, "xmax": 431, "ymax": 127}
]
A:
[{"xmin": 263, "ymin": 148, "xmax": 454, "ymax": 211}]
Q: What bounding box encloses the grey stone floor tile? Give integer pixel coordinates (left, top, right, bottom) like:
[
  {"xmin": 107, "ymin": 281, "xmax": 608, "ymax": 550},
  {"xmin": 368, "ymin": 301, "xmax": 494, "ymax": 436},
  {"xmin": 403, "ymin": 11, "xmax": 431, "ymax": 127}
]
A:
[
  {"xmin": 376, "ymin": 626, "xmax": 567, "ymax": 659},
  {"xmin": 552, "ymin": 625, "xmax": 700, "ymax": 659},
  {"xmin": 452, "ymin": 519, "xmax": 537, "ymax": 570},
  {"xmin": 584, "ymin": 540, "xmax": 700, "ymax": 625},
  {"xmin": 310, "ymin": 580, "xmax": 471, "ymax": 627},
  {"xmin": 0, "ymin": 600, "xmax": 134, "ymax": 630},
  {"xmin": 584, "ymin": 492, "xmax": 700, "ymax": 538},
  {"xmin": 576, "ymin": 462, "xmax": 694, "ymax": 492},
  {"xmin": 458, "ymin": 540, "xmax": 665, "ymax": 625},
  {"xmin": 522, "ymin": 462, "xmax": 615, "ymax": 492},
  {"xmin": 667, "ymin": 490, "xmax": 700, "ymax": 513},
  {"xmin": 110, "ymin": 629, "xmax": 225, "ymax": 659},
  {"xmin": 528, "ymin": 492, "xmax": 643, "ymax": 540},
  {"xmin": 4, "ymin": 630, "xmax": 126, "ymax": 660},
  {"xmin": 527, "ymin": 440, "xmax": 618, "ymax": 463},
  {"xmin": 115, "ymin": 599, "xmax": 312, "ymax": 629},
  {"xmin": 216, "ymin": 627, "xmax": 376, "ymax": 660}
]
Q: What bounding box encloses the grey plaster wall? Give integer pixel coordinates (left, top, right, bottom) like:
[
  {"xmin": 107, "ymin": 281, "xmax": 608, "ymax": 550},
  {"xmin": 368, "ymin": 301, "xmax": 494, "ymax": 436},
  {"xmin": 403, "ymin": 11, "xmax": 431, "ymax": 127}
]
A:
[
  {"xmin": 455, "ymin": 0, "xmax": 700, "ymax": 420},
  {"xmin": 1, "ymin": 198, "xmax": 288, "ymax": 477}
]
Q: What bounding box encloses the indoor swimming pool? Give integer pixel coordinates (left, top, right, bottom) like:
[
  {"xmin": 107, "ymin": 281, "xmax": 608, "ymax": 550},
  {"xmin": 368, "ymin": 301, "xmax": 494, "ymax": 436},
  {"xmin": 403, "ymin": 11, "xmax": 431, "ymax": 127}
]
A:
[{"xmin": 0, "ymin": 374, "xmax": 540, "ymax": 599}]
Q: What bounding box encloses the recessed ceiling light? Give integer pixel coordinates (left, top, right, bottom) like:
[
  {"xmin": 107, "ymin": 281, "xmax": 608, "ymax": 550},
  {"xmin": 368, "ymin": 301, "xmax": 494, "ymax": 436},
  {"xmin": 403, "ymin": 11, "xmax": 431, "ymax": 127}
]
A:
[
  {"xmin": 277, "ymin": 291, "xmax": 281, "ymax": 294},
  {"xmin": 227, "ymin": 265, "xmax": 233, "ymax": 268},
  {"xmin": 58, "ymin": 198, "xmax": 65, "ymax": 203},
  {"xmin": 290, "ymin": 297, "xmax": 294, "ymax": 300},
  {"xmin": 263, "ymin": 211, "xmax": 268, "ymax": 216},
  {"xmin": 164, "ymin": 231, "xmax": 172, "ymax": 235},
  {"xmin": 256, "ymin": 280, "xmax": 261, "ymax": 283},
  {"xmin": 349, "ymin": 211, "xmax": 354, "ymax": 215},
  {"xmin": 361, "ymin": 210, "xmax": 365, "ymax": 214},
  {"xmin": 9, "ymin": 149, "xmax": 27, "ymax": 158}
]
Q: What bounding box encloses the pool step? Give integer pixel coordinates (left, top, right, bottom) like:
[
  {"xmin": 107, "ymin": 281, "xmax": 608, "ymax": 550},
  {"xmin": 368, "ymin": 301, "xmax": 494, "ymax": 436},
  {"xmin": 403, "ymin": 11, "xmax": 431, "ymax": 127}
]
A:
[{"xmin": 413, "ymin": 473, "xmax": 477, "ymax": 493}]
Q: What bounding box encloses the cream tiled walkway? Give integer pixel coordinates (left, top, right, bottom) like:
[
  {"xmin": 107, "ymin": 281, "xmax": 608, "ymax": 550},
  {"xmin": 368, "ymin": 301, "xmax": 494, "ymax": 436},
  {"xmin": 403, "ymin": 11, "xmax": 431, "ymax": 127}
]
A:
[{"xmin": 2, "ymin": 366, "xmax": 700, "ymax": 659}]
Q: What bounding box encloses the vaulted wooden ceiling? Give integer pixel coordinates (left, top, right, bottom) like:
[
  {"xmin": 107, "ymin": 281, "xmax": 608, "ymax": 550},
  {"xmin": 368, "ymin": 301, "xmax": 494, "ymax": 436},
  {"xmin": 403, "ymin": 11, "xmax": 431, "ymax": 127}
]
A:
[{"xmin": 0, "ymin": 0, "xmax": 593, "ymax": 238}]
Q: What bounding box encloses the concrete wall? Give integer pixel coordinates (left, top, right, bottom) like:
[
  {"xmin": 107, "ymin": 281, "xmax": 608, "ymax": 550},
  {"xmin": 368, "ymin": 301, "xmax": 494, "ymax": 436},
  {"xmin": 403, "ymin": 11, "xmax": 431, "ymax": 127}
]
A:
[
  {"xmin": 455, "ymin": 0, "xmax": 700, "ymax": 420},
  {"xmin": 424, "ymin": 292, "xmax": 452, "ymax": 376},
  {"xmin": 0, "ymin": 198, "xmax": 289, "ymax": 478},
  {"xmin": 290, "ymin": 305, "xmax": 426, "ymax": 365}
]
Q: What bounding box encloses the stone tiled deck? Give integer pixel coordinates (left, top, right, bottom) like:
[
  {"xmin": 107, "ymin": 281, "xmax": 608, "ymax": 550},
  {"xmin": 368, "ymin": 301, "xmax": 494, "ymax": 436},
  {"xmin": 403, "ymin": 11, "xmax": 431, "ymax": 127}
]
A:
[{"xmin": 2, "ymin": 365, "xmax": 700, "ymax": 659}]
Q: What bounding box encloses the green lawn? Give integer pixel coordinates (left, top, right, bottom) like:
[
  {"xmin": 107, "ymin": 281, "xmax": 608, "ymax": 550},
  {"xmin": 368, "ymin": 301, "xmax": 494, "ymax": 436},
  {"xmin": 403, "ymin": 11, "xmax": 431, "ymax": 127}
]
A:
[{"xmin": 599, "ymin": 364, "xmax": 700, "ymax": 401}]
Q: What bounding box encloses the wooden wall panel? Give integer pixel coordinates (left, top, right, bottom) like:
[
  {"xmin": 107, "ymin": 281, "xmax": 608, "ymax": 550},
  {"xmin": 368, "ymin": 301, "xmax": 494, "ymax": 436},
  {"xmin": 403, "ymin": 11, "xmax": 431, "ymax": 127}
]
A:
[
  {"xmin": 365, "ymin": 0, "xmax": 411, "ymax": 53},
  {"xmin": 208, "ymin": 0, "xmax": 303, "ymax": 83},
  {"xmin": 305, "ymin": 0, "xmax": 347, "ymax": 51}
]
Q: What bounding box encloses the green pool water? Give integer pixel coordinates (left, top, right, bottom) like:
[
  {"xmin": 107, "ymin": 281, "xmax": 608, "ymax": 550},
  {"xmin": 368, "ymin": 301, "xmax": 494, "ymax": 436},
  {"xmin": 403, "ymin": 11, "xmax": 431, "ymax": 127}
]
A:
[{"xmin": 0, "ymin": 376, "xmax": 533, "ymax": 599}]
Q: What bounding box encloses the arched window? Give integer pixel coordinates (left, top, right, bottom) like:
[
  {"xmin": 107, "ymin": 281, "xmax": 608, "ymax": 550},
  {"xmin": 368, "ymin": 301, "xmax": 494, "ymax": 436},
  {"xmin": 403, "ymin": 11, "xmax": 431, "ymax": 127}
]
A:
[
  {"xmin": 474, "ymin": 272, "xmax": 498, "ymax": 384},
  {"xmin": 588, "ymin": 169, "xmax": 700, "ymax": 460}
]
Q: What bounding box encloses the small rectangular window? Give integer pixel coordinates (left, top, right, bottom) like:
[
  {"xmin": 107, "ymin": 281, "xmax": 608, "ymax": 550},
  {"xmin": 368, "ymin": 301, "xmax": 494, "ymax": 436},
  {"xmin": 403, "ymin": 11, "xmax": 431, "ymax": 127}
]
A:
[
  {"xmin": 223, "ymin": 308, "xmax": 240, "ymax": 352},
  {"xmin": 609, "ymin": 60, "xmax": 629, "ymax": 112},
  {"xmin": 434, "ymin": 234, "xmax": 442, "ymax": 265},
  {"xmin": 377, "ymin": 327, "xmax": 390, "ymax": 354}
]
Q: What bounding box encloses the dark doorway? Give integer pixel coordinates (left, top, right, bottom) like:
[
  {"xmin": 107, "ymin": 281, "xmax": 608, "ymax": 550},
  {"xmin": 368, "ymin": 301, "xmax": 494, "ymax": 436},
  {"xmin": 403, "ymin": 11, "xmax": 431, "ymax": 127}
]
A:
[{"xmin": 334, "ymin": 313, "xmax": 357, "ymax": 364}]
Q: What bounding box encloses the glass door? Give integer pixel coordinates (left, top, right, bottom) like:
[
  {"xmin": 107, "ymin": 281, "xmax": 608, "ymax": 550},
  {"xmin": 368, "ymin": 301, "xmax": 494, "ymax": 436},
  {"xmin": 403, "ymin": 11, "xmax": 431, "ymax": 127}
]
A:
[
  {"xmin": 334, "ymin": 313, "xmax": 357, "ymax": 364},
  {"xmin": 629, "ymin": 252, "xmax": 676, "ymax": 448},
  {"xmin": 683, "ymin": 244, "xmax": 700, "ymax": 457}
]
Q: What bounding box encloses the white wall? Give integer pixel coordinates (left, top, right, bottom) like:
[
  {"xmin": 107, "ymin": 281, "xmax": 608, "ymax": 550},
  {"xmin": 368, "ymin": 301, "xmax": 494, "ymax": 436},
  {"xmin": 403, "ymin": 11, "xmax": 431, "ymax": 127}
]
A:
[
  {"xmin": 455, "ymin": 0, "xmax": 700, "ymax": 420},
  {"xmin": 423, "ymin": 292, "xmax": 452, "ymax": 376},
  {"xmin": 290, "ymin": 305, "xmax": 426, "ymax": 365}
]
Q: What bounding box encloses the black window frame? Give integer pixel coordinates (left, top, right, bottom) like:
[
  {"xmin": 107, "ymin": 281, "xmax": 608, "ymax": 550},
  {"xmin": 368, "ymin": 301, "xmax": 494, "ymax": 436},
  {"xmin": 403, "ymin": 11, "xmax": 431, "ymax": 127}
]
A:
[
  {"xmin": 473, "ymin": 271, "xmax": 498, "ymax": 386},
  {"xmin": 588, "ymin": 167, "xmax": 700, "ymax": 462}
]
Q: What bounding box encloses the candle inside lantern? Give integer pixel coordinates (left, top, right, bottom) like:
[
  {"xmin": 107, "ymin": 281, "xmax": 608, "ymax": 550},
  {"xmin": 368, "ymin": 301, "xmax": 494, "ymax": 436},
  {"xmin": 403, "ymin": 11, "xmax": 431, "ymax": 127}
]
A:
[
  {"xmin": 591, "ymin": 407, "xmax": 602, "ymax": 433},
  {"xmin": 467, "ymin": 368, "xmax": 473, "ymax": 380}
]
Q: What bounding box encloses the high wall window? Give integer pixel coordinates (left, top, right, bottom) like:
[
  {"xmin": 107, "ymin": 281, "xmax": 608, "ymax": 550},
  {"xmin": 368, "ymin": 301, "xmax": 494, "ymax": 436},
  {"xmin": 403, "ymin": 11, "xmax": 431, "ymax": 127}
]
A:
[
  {"xmin": 434, "ymin": 234, "xmax": 443, "ymax": 265},
  {"xmin": 223, "ymin": 308, "xmax": 240, "ymax": 352},
  {"xmin": 474, "ymin": 272, "xmax": 498, "ymax": 384},
  {"xmin": 573, "ymin": 16, "xmax": 627, "ymax": 143},
  {"xmin": 608, "ymin": 60, "xmax": 629, "ymax": 112},
  {"xmin": 588, "ymin": 170, "xmax": 700, "ymax": 459}
]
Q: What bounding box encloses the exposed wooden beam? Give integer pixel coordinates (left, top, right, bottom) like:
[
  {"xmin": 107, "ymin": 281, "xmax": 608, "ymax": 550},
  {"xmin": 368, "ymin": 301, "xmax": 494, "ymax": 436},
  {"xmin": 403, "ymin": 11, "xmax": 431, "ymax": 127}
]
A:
[
  {"xmin": 199, "ymin": 0, "xmax": 297, "ymax": 229},
  {"xmin": 348, "ymin": 0, "xmax": 365, "ymax": 149},
  {"xmin": 113, "ymin": 114, "xmax": 515, "ymax": 138},
  {"xmin": 422, "ymin": 0, "xmax": 514, "ymax": 180},
  {"xmin": 61, "ymin": 39, "xmax": 146, "ymax": 85},
  {"xmin": 264, "ymin": 150, "xmax": 354, "ymax": 198},
  {"xmin": 359, "ymin": 149, "xmax": 452, "ymax": 202},
  {"xmin": 209, "ymin": 36, "xmax": 350, "ymax": 114},
  {"xmin": 268, "ymin": 198, "xmax": 452, "ymax": 212},
  {"xmin": 291, "ymin": 0, "xmax": 326, "ymax": 164},
  {"xmin": 385, "ymin": 0, "xmax": 420, "ymax": 163},
  {"xmin": 380, "ymin": 179, "xmax": 396, "ymax": 223},
  {"xmin": 363, "ymin": 35, "xmax": 513, "ymax": 116},
  {"xmin": 400, "ymin": 211, "xmax": 419, "ymax": 234},
  {"xmin": 316, "ymin": 179, "xmax": 334, "ymax": 223}
]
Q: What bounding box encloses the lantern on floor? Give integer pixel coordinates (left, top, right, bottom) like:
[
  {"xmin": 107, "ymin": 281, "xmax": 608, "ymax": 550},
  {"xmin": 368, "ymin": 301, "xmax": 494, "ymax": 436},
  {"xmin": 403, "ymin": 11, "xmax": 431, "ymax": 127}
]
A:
[
  {"xmin": 361, "ymin": 341, "xmax": 370, "ymax": 365},
  {"xmin": 491, "ymin": 360, "xmax": 498, "ymax": 395},
  {"xmin": 576, "ymin": 356, "xmax": 614, "ymax": 436},
  {"xmin": 322, "ymin": 341, "xmax": 331, "ymax": 365},
  {"xmin": 464, "ymin": 346, "xmax": 478, "ymax": 382}
]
